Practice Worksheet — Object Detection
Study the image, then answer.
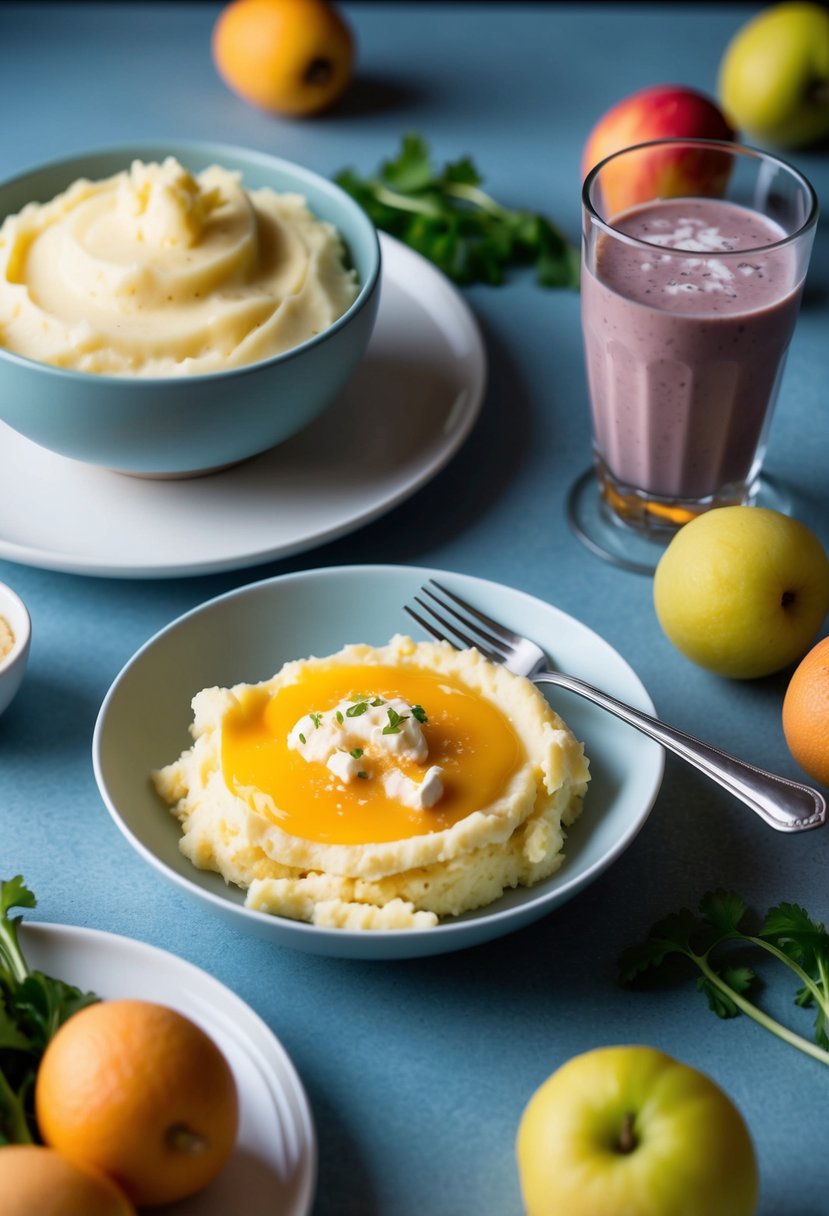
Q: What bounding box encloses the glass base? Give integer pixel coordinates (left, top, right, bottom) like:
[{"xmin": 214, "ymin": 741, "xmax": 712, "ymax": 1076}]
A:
[{"xmin": 566, "ymin": 467, "xmax": 793, "ymax": 575}]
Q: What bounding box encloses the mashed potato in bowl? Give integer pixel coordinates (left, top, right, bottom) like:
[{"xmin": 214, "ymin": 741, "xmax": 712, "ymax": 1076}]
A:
[
  {"xmin": 0, "ymin": 156, "xmax": 358, "ymax": 376},
  {"xmin": 152, "ymin": 635, "xmax": 590, "ymax": 931}
]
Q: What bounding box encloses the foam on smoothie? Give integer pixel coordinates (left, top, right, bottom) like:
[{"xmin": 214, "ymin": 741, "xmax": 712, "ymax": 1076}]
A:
[{"xmin": 597, "ymin": 199, "xmax": 794, "ymax": 313}]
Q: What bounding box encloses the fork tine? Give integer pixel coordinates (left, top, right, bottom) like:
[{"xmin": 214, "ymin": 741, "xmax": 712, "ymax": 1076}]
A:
[
  {"xmin": 404, "ymin": 591, "xmax": 509, "ymax": 666},
  {"xmin": 406, "ymin": 597, "xmax": 484, "ymax": 653},
  {"xmin": 427, "ymin": 580, "xmax": 522, "ymax": 645},
  {"xmin": 422, "ymin": 583, "xmax": 513, "ymax": 657},
  {"xmin": 403, "ymin": 603, "xmax": 451, "ymax": 646}
]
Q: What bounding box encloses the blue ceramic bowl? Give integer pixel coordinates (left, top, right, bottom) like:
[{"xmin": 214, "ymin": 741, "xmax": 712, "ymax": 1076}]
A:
[{"xmin": 0, "ymin": 142, "xmax": 381, "ymax": 476}]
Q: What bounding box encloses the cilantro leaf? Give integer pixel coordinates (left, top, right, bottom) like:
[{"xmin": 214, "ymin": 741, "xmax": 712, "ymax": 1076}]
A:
[
  {"xmin": 618, "ymin": 908, "xmax": 700, "ymax": 983},
  {"xmin": 620, "ymin": 890, "xmax": 829, "ymax": 1068},
  {"xmin": 699, "ymin": 889, "xmax": 749, "ymax": 935},
  {"xmin": 697, "ymin": 965, "xmax": 757, "ymax": 1019},
  {"xmin": 0, "ymin": 877, "xmax": 100, "ymax": 1143},
  {"xmin": 761, "ymin": 902, "xmax": 829, "ymax": 974},
  {"xmin": 0, "ymin": 877, "xmax": 36, "ymax": 987},
  {"xmin": 380, "ymin": 133, "xmax": 436, "ymax": 193},
  {"xmin": 0, "ymin": 1001, "xmax": 31, "ymax": 1053},
  {"xmin": 335, "ymin": 134, "xmax": 579, "ymax": 290}
]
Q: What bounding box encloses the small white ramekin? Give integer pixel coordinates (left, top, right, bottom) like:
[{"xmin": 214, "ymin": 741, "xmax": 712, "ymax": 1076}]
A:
[{"xmin": 0, "ymin": 580, "xmax": 31, "ymax": 717}]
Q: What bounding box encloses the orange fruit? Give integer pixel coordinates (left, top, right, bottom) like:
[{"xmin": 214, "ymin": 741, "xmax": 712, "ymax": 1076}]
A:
[
  {"xmin": 35, "ymin": 999, "xmax": 239, "ymax": 1208},
  {"xmin": 0, "ymin": 1145, "xmax": 135, "ymax": 1216},
  {"xmin": 782, "ymin": 635, "xmax": 829, "ymax": 786},
  {"xmin": 212, "ymin": 0, "xmax": 354, "ymax": 116}
]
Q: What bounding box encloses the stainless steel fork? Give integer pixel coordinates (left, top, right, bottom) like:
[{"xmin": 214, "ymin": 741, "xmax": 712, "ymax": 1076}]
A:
[{"xmin": 405, "ymin": 580, "xmax": 827, "ymax": 834}]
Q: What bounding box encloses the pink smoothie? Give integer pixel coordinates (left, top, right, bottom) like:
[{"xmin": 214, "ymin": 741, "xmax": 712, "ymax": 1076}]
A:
[{"xmin": 581, "ymin": 197, "xmax": 804, "ymax": 502}]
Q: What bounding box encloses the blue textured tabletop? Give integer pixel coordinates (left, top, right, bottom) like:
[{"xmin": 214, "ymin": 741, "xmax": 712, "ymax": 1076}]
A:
[{"xmin": 1, "ymin": 4, "xmax": 828, "ymax": 1214}]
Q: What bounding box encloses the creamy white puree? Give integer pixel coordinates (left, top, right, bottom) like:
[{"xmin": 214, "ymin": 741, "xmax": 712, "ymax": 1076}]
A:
[
  {"xmin": 0, "ymin": 157, "xmax": 358, "ymax": 376},
  {"xmin": 0, "ymin": 616, "xmax": 13, "ymax": 662}
]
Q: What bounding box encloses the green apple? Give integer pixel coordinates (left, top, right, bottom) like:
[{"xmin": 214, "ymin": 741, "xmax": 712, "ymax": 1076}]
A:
[
  {"xmin": 718, "ymin": 2, "xmax": 829, "ymax": 148},
  {"xmin": 653, "ymin": 506, "xmax": 829, "ymax": 679},
  {"xmin": 516, "ymin": 1045, "xmax": 758, "ymax": 1216}
]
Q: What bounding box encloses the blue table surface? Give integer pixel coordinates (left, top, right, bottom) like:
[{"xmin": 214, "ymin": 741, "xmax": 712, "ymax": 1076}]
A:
[{"xmin": 1, "ymin": 4, "xmax": 828, "ymax": 1214}]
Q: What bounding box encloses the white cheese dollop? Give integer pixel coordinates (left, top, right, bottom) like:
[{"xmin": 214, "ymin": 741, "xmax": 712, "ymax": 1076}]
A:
[{"xmin": 287, "ymin": 695, "xmax": 444, "ymax": 810}]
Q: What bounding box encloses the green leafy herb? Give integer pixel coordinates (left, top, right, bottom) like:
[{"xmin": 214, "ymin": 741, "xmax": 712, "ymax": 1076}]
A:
[
  {"xmin": 411, "ymin": 704, "xmax": 428, "ymax": 724},
  {"xmin": 619, "ymin": 889, "xmax": 829, "ymax": 1066},
  {"xmin": 346, "ymin": 701, "xmax": 369, "ymax": 719},
  {"xmin": 370, "ymin": 697, "xmax": 385, "ymax": 707},
  {"xmin": 0, "ymin": 876, "xmax": 99, "ymax": 1144},
  {"xmin": 310, "ymin": 712, "xmax": 323, "ymax": 730},
  {"xmin": 335, "ymin": 711, "xmax": 344, "ymax": 725},
  {"xmin": 350, "ymin": 747, "xmax": 364, "ymax": 760},
  {"xmin": 382, "ymin": 708, "xmax": 409, "ymax": 735},
  {"xmin": 335, "ymin": 133, "xmax": 579, "ymax": 289},
  {"xmin": 357, "ymin": 771, "xmax": 369, "ymax": 780},
  {"xmin": 298, "ymin": 732, "xmax": 307, "ymax": 745}
]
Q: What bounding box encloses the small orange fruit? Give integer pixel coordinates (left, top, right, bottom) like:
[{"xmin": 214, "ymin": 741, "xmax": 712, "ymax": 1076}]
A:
[
  {"xmin": 0, "ymin": 1145, "xmax": 136, "ymax": 1216},
  {"xmin": 212, "ymin": 0, "xmax": 354, "ymax": 116},
  {"xmin": 782, "ymin": 635, "xmax": 829, "ymax": 786},
  {"xmin": 35, "ymin": 999, "xmax": 239, "ymax": 1208}
]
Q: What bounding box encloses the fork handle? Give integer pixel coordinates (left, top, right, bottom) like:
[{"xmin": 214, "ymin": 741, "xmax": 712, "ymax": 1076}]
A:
[{"xmin": 533, "ymin": 671, "xmax": 826, "ymax": 833}]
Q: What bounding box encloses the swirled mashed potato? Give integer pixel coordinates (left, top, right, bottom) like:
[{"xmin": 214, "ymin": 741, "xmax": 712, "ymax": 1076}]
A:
[
  {"xmin": 0, "ymin": 157, "xmax": 358, "ymax": 376},
  {"xmin": 152, "ymin": 636, "xmax": 590, "ymax": 931}
]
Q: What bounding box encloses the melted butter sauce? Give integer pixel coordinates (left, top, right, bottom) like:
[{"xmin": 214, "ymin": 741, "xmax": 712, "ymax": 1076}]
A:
[{"xmin": 221, "ymin": 664, "xmax": 525, "ymax": 845}]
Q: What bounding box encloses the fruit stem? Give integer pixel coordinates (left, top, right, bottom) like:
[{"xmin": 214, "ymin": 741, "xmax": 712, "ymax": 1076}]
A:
[
  {"xmin": 165, "ymin": 1122, "xmax": 209, "ymax": 1156},
  {"xmin": 617, "ymin": 1111, "xmax": 638, "ymax": 1154},
  {"xmin": 304, "ymin": 57, "xmax": 333, "ymax": 87}
]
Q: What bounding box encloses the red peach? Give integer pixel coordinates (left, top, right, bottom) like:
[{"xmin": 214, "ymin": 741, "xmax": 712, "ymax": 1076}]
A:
[{"xmin": 582, "ymin": 84, "xmax": 735, "ymax": 218}]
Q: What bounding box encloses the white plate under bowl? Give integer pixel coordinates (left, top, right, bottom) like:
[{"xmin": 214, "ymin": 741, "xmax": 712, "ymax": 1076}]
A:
[
  {"xmin": 21, "ymin": 922, "xmax": 316, "ymax": 1216},
  {"xmin": 0, "ymin": 234, "xmax": 484, "ymax": 578},
  {"xmin": 92, "ymin": 565, "xmax": 664, "ymax": 960}
]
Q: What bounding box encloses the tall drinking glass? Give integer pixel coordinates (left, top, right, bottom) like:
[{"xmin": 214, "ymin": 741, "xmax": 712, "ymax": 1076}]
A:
[{"xmin": 568, "ymin": 138, "xmax": 818, "ymax": 573}]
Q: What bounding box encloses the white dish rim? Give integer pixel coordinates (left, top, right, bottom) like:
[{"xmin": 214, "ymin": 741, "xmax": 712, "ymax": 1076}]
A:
[
  {"xmin": 0, "ymin": 234, "xmax": 486, "ymax": 578},
  {"xmin": 20, "ymin": 918, "xmax": 317, "ymax": 1216}
]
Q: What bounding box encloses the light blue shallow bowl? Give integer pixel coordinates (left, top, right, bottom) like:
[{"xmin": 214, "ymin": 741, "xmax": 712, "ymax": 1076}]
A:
[
  {"xmin": 0, "ymin": 142, "xmax": 381, "ymax": 476},
  {"xmin": 92, "ymin": 565, "xmax": 664, "ymax": 961}
]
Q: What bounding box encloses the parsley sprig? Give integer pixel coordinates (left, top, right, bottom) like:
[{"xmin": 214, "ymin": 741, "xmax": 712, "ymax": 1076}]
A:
[
  {"xmin": 0, "ymin": 876, "xmax": 99, "ymax": 1143},
  {"xmin": 335, "ymin": 134, "xmax": 579, "ymax": 289},
  {"xmin": 619, "ymin": 890, "xmax": 829, "ymax": 1066}
]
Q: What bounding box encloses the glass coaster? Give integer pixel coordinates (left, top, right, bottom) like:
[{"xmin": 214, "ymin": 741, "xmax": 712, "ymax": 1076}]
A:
[{"xmin": 566, "ymin": 467, "xmax": 793, "ymax": 576}]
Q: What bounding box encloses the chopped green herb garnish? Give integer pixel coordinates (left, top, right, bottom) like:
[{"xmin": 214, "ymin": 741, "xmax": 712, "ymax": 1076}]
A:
[
  {"xmin": 336, "ymin": 711, "xmax": 344, "ymax": 725},
  {"xmin": 411, "ymin": 704, "xmax": 428, "ymax": 724},
  {"xmin": 346, "ymin": 701, "xmax": 369, "ymax": 719},
  {"xmin": 310, "ymin": 712, "xmax": 323, "ymax": 730},
  {"xmin": 619, "ymin": 889, "xmax": 829, "ymax": 1067},
  {"xmin": 350, "ymin": 747, "xmax": 364, "ymax": 759},
  {"xmin": 335, "ymin": 133, "xmax": 580, "ymax": 289},
  {"xmin": 382, "ymin": 707, "xmax": 409, "ymax": 735},
  {"xmin": 298, "ymin": 732, "xmax": 307, "ymax": 745},
  {"xmin": 371, "ymin": 697, "xmax": 385, "ymax": 706},
  {"xmin": 357, "ymin": 771, "xmax": 369, "ymax": 780}
]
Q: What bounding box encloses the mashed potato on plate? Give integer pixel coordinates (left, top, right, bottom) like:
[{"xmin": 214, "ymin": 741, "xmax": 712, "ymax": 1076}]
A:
[{"xmin": 152, "ymin": 635, "xmax": 590, "ymax": 930}]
